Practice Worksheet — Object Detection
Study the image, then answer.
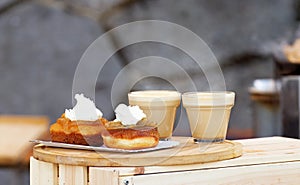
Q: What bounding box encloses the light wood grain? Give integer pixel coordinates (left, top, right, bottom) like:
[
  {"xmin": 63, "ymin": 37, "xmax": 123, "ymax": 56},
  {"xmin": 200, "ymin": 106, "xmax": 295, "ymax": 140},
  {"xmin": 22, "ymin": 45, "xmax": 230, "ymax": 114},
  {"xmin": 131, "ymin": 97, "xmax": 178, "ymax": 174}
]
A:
[
  {"xmin": 30, "ymin": 157, "xmax": 58, "ymax": 185},
  {"xmin": 89, "ymin": 168, "xmax": 119, "ymax": 185},
  {"xmin": 59, "ymin": 164, "xmax": 87, "ymax": 185},
  {"xmin": 0, "ymin": 115, "xmax": 49, "ymax": 165},
  {"xmin": 30, "ymin": 137, "xmax": 300, "ymax": 185},
  {"xmin": 33, "ymin": 137, "xmax": 242, "ymax": 166},
  {"xmin": 119, "ymin": 161, "xmax": 300, "ymax": 185},
  {"xmin": 82, "ymin": 137, "xmax": 300, "ymax": 176}
]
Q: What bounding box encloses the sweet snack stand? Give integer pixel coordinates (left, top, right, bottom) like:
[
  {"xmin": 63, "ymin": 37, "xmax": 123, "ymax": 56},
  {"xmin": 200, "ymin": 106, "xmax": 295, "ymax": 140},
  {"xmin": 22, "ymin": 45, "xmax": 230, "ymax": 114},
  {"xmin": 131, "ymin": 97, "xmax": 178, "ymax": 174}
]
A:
[{"xmin": 30, "ymin": 136, "xmax": 300, "ymax": 185}]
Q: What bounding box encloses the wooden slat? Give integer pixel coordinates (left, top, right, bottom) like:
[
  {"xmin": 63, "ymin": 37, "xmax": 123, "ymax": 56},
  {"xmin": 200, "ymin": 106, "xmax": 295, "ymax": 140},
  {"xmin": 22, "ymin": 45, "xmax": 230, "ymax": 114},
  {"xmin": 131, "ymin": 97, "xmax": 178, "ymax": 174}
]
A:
[
  {"xmin": 235, "ymin": 136, "xmax": 298, "ymax": 145},
  {"xmin": 119, "ymin": 161, "xmax": 300, "ymax": 185},
  {"xmin": 102, "ymin": 137, "xmax": 300, "ymax": 176},
  {"xmin": 58, "ymin": 164, "xmax": 87, "ymax": 185},
  {"xmin": 89, "ymin": 168, "xmax": 119, "ymax": 185},
  {"xmin": 30, "ymin": 157, "xmax": 58, "ymax": 185}
]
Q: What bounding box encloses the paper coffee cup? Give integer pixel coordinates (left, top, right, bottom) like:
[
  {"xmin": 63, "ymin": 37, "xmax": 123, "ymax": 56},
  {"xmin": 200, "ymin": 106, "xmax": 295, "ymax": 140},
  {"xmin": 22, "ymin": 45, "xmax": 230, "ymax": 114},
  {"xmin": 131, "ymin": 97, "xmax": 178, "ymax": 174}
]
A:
[
  {"xmin": 128, "ymin": 90, "xmax": 181, "ymax": 140},
  {"xmin": 182, "ymin": 91, "xmax": 235, "ymax": 142}
]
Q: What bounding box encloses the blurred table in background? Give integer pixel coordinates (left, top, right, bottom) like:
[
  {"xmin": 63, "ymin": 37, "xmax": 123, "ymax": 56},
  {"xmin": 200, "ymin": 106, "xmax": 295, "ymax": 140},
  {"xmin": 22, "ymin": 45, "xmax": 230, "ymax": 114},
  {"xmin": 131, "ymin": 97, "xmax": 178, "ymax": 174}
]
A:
[
  {"xmin": 0, "ymin": 115, "xmax": 49, "ymax": 166},
  {"xmin": 0, "ymin": 115, "xmax": 49, "ymax": 185}
]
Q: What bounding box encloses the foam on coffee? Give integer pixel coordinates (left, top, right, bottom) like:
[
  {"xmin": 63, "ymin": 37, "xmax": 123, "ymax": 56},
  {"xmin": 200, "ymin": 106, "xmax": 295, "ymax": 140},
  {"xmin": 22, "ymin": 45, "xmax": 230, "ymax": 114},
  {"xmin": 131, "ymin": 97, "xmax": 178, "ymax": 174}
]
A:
[
  {"xmin": 182, "ymin": 92, "xmax": 235, "ymax": 107},
  {"xmin": 129, "ymin": 91, "xmax": 181, "ymax": 102}
]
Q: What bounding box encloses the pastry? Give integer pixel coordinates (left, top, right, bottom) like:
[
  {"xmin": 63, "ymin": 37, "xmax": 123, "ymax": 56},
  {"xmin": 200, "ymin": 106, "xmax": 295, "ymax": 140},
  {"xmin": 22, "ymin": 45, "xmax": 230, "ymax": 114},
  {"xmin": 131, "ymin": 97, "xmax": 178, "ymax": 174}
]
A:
[
  {"xmin": 50, "ymin": 94, "xmax": 107, "ymax": 146},
  {"xmin": 102, "ymin": 104, "xmax": 159, "ymax": 150},
  {"xmin": 50, "ymin": 115, "xmax": 107, "ymax": 146}
]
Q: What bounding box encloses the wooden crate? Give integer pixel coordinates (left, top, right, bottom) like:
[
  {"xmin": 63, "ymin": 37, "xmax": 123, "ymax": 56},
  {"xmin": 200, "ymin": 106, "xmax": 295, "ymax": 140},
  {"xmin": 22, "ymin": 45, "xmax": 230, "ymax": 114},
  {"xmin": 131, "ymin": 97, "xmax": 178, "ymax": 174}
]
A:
[{"xmin": 30, "ymin": 137, "xmax": 300, "ymax": 185}]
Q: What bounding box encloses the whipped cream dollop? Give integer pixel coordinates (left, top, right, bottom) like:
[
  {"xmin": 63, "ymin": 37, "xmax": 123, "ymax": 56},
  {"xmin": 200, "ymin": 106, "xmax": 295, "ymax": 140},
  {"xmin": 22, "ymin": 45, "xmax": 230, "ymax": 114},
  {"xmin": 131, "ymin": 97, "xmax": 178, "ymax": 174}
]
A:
[
  {"xmin": 65, "ymin": 94, "xmax": 103, "ymax": 121},
  {"xmin": 114, "ymin": 104, "xmax": 146, "ymax": 126}
]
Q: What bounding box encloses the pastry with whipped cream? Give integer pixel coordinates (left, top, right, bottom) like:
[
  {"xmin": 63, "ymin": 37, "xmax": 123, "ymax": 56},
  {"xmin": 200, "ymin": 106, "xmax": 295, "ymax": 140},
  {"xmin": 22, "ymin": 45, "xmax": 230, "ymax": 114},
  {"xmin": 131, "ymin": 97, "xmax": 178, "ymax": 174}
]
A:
[
  {"xmin": 50, "ymin": 94, "xmax": 107, "ymax": 146},
  {"xmin": 102, "ymin": 104, "xmax": 159, "ymax": 150}
]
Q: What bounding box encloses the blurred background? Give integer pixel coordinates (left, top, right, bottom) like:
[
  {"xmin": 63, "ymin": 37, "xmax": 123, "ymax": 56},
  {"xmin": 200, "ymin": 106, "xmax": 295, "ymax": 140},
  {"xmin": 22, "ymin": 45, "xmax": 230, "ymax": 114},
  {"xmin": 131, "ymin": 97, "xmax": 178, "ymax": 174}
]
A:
[{"xmin": 1, "ymin": 0, "xmax": 300, "ymax": 184}]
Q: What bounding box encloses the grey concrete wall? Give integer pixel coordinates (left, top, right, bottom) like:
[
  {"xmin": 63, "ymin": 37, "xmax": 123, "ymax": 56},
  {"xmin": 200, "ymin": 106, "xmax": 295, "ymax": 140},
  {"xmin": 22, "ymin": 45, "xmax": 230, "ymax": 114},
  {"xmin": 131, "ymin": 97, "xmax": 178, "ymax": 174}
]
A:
[
  {"xmin": 102, "ymin": 0, "xmax": 297, "ymax": 135},
  {"xmin": 0, "ymin": 2, "xmax": 101, "ymax": 119},
  {"xmin": 0, "ymin": 0, "xmax": 297, "ymax": 131}
]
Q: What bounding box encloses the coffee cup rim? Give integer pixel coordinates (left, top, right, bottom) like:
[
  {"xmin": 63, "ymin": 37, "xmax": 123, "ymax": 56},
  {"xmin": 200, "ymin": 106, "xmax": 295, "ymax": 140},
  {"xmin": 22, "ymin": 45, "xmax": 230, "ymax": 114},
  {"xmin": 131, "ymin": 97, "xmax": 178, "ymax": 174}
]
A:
[
  {"xmin": 182, "ymin": 91, "xmax": 235, "ymax": 106},
  {"xmin": 128, "ymin": 90, "xmax": 181, "ymax": 101},
  {"xmin": 182, "ymin": 91, "xmax": 234, "ymax": 97}
]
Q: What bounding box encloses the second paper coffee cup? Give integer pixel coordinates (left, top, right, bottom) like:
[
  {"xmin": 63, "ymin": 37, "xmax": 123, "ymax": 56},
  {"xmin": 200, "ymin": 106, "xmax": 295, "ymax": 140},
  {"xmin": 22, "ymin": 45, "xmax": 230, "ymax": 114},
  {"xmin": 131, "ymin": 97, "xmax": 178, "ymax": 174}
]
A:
[{"xmin": 128, "ymin": 90, "xmax": 181, "ymax": 140}]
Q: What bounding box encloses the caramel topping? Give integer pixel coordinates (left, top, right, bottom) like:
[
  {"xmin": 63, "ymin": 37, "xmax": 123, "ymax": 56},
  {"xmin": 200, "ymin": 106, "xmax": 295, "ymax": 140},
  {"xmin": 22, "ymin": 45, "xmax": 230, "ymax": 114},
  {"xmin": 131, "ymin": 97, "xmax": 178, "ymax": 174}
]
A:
[
  {"xmin": 104, "ymin": 119, "xmax": 157, "ymax": 129},
  {"xmin": 52, "ymin": 115, "xmax": 108, "ymax": 134}
]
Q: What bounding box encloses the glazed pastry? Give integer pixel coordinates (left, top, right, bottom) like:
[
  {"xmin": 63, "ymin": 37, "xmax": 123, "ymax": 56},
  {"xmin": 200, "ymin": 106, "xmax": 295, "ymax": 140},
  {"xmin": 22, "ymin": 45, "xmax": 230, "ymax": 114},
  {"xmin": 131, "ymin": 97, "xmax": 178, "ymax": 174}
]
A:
[
  {"xmin": 102, "ymin": 104, "xmax": 159, "ymax": 150},
  {"xmin": 50, "ymin": 94, "xmax": 107, "ymax": 146}
]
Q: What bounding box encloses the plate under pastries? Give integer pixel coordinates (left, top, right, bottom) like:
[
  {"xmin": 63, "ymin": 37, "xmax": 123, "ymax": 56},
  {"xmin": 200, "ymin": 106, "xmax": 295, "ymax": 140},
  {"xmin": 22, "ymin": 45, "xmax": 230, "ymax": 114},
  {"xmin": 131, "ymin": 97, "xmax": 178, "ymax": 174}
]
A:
[{"xmin": 31, "ymin": 140, "xmax": 179, "ymax": 153}]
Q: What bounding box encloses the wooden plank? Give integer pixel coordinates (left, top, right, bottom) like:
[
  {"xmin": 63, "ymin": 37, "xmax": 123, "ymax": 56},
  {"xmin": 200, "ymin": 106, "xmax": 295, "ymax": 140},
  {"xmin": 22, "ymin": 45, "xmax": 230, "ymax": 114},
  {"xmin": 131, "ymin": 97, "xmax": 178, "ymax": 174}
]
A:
[
  {"xmin": 119, "ymin": 161, "xmax": 300, "ymax": 185},
  {"xmin": 89, "ymin": 167, "xmax": 119, "ymax": 185},
  {"xmin": 33, "ymin": 138, "xmax": 242, "ymax": 166},
  {"xmin": 236, "ymin": 136, "xmax": 299, "ymax": 145},
  {"xmin": 0, "ymin": 115, "xmax": 49, "ymax": 165},
  {"xmin": 103, "ymin": 137, "xmax": 300, "ymax": 176},
  {"xmin": 30, "ymin": 157, "xmax": 58, "ymax": 185},
  {"xmin": 58, "ymin": 164, "xmax": 87, "ymax": 185}
]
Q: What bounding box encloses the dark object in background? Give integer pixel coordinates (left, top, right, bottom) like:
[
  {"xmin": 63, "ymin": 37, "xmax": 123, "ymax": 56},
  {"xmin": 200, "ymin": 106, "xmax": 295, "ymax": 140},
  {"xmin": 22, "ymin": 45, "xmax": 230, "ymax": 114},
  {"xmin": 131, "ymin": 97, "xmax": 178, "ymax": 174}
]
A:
[
  {"xmin": 281, "ymin": 76, "xmax": 300, "ymax": 138},
  {"xmin": 275, "ymin": 61, "xmax": 300, "ymax": 78},
  {"xmin": 273, "ymin": 41, "xmax": 300, "ymax": 139},
  {"xmin": 274, "ymin": 44, "xmax": 300, "ymax": 78}
]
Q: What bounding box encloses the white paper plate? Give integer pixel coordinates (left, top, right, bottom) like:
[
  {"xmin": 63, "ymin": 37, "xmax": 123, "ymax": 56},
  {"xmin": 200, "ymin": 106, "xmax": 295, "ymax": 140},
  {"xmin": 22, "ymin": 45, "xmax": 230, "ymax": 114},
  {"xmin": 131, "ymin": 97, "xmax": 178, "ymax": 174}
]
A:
[{"xmin": 30, "ymin": 140, "xmax": 180, "ymax": 153}]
